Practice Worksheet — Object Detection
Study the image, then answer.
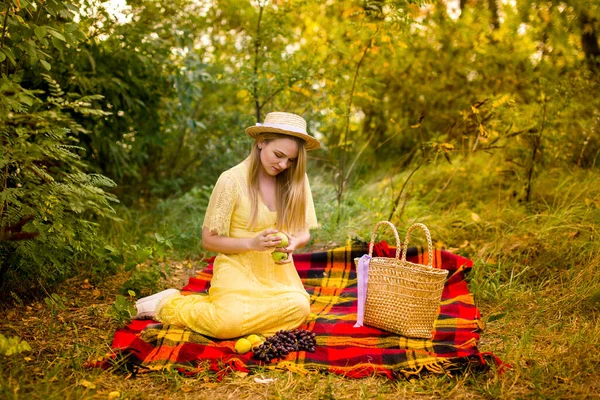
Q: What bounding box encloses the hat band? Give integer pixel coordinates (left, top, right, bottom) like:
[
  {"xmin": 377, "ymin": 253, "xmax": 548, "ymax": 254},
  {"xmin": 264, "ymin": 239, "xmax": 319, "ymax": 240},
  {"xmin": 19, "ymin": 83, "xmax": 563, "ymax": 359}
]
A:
[{"xmin": 255, "ymin": 122, "xmax": 307, "ymax": 135}]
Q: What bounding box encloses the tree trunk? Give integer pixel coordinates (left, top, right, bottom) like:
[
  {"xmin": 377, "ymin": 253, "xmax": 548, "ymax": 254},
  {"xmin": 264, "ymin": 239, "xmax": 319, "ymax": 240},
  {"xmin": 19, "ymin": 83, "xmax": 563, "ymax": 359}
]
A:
[
  {"xmin": 580, "ymin": 11, "xmax": 600, "ymax": 71},
  {"xmin": 487, "ymin": 0, "xmax": 500, "ymax": 30}
]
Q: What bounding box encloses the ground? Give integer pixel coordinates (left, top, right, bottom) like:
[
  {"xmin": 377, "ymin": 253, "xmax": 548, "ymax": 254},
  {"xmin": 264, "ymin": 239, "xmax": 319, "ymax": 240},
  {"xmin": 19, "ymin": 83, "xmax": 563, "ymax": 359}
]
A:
[{"xmin": 0, "ymin": 259, "xmax": 510, "ymax": 400}]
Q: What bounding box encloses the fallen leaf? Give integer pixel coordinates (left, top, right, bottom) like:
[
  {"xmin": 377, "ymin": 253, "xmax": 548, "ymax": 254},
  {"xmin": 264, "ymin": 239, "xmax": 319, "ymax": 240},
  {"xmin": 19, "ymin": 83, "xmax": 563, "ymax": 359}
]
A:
[
  {"xmin": 487, "ymin": 313, "xmax": 506, "ymax": 322},
  {"xmin": 471, "ymin": 212, "xmax": 481, "ymax": 223},
  {"xmin": 78, "ymin": 379, "xmax": 96, "ymax": 389},
  {"xmin": 108, "ymin": 391, "xmax": 120, "ymax": 399},
  {"xmin": 254, "ymin": 377, "xmax": 277, "ymax": 384}
]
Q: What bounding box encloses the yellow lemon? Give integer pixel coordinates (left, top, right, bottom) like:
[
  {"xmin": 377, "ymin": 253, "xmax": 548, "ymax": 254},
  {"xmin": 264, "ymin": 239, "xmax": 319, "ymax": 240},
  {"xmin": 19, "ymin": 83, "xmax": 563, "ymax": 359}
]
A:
[
  {"xmin": 246, "ymin": 334, "xmax": 262, "ymax": 345},
  {"xmin": 247, "ymin": 334, "xmax": 263, "ymax": 346},
  {"xmin": 234, "ymin": 338, "xmax": 252, "ymax": 354}
]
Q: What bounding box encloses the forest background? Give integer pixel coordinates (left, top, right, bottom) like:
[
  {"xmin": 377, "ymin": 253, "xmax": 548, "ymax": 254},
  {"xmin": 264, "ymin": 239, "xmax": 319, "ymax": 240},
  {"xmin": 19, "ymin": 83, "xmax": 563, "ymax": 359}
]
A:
[{"xmin": 1, "ymin": 0, "xmax": 599, "ymax": 398}]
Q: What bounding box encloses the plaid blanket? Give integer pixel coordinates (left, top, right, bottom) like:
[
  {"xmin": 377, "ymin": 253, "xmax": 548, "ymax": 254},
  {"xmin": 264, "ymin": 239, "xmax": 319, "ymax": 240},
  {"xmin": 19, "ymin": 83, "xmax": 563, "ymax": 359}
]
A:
[{"xmin": 104, "ymin": 242, "xmax": 502, "ymax": 379}]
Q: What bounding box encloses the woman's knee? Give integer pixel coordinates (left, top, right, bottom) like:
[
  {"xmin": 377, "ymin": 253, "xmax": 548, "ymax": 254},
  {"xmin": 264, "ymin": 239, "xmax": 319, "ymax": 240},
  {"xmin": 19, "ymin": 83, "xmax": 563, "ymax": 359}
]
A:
[{"xmin": 290, "ymin": 292, "xmax": 311, "ymax": 321}]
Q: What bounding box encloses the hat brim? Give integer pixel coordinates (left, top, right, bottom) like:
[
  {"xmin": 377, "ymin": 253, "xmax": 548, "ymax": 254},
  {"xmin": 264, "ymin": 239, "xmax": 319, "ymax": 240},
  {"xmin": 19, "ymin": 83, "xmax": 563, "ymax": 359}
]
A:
[{"xmin": 245, "ymin": 126, "xmax": 320, "ymax": 150}]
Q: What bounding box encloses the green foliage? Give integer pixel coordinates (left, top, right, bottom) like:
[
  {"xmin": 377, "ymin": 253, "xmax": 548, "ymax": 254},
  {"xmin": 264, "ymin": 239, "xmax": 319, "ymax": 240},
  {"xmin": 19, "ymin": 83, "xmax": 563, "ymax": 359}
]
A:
[
  {"xmin": 116, "ymin": 235, "xmax": 176, "ymax": 297},
  {"xmin": 0, "ymin": 73, "xmax": 119, "ymax": 298},
  {"xmin": 44, "ymin": 293, "xmax": 67, "ymax": 317},
  {"xmin": 121, "ymin": 260, "xmax": 170, "ymax": 298},
  {"xmin": 0, "ymin": 1, "xmax": 121, "ymax": 300},
  {"xmin": 106, "ymin": 291, "xmax": 136, "ymax": 326},
  {"xmin": 0, "ymin": 334, "xmax": 32, "ymax": 357}
]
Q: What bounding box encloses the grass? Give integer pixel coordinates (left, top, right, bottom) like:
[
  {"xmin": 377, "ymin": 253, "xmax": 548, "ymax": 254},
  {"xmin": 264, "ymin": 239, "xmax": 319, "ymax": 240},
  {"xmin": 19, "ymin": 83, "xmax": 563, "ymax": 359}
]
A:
[{"xmin": 1, "ymin": 153, "xmax": 599, "ymax": 399}]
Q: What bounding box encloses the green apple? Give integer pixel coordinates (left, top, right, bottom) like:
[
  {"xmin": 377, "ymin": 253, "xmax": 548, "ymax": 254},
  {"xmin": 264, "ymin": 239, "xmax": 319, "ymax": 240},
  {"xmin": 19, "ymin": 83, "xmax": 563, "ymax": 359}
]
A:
[
  {"xmin": 273, "ymin": 232, "xmax": 289, "ymax": 247},
  {"xmin": 272, "ymin": 251, "xmax": 288, "ymax": 262}
]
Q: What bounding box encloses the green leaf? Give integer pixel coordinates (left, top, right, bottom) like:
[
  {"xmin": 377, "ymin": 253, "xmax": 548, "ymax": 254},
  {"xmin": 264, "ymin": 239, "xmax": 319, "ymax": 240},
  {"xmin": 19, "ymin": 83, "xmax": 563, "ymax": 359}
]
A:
[
  {"xmin": 124, "ymin": 261, "xmax": 138, "ymax": 272},
  {"xmin": 104, "ymin": 244, "xmax": 118, "ymax": 253},
  {"xmin": 34, "ymin": 26, "xmax": 47, "ymax": 39},
  {"xmin": 487, "ymin": 313, "xmax": 506, "ymax": 323},
  {"xmin": 0, "ymin": 52, "xmax": 5, "ymax": 62},
  {"xmin": 135, "ymin": 247, "xmax": 152, "ymax": 263},
  {"xmin": 65, "ymin": 22, "xmax": 79, "ymax": 33},
  {"xmin": 64, "ymin": 32, "xmax": 77, "ymax": 47},
  {"xmin": 18, "ymin": 93, "xmax": 34, "ymax": 106},
  {"xmin": 0, "ymin": 48, "xmax": 16, "ymax": 66},
  {"xmin": 40, "ymin": 59, "xmax": 51, "ymax": 71},
  {"xmin": 51, "ymin": 37, "xmax": 65, "ymax": 51},
  {"xmin": 48, "ymin": 29, "xmax": 66, "ymax": 42},
  {"xmin": 46, "ymin": 5, "xmax": 57, "ymax": 17},
  {"xmin": 24, "ymin": 40, "xmax": 38, "ymax": 58}
]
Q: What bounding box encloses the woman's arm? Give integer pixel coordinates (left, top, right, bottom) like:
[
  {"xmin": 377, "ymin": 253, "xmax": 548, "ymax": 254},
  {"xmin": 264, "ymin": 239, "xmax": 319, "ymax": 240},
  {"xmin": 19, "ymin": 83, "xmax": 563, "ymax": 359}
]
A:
[{"xmin": 202, "ymin": 227, "xmax": 285, "ymax": 254}]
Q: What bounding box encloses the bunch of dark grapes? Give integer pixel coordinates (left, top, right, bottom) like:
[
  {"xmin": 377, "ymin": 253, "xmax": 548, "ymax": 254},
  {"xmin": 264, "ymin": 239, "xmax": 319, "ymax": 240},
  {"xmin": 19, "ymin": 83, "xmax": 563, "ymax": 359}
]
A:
[{"xmin": 253, "ymin": 329, "xmax": 316, "ymax": 363}]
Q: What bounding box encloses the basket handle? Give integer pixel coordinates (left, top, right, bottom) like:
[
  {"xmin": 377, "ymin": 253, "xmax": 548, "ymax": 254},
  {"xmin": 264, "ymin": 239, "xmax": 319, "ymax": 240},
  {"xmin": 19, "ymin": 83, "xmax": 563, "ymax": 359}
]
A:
[
  {"xmin": 400, "ymin": 223, "xmax": 433, "ymax": 268},
  {"xmin": 368, "ymin": 221, "xmax": 402, "ymax": 260}
]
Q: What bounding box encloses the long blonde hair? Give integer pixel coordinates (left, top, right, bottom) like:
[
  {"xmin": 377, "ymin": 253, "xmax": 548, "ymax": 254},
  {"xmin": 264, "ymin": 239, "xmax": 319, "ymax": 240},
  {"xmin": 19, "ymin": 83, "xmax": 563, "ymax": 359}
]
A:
[{"xmin": 247, "ymin": 133, "xmax": 308, "ymax": 234}]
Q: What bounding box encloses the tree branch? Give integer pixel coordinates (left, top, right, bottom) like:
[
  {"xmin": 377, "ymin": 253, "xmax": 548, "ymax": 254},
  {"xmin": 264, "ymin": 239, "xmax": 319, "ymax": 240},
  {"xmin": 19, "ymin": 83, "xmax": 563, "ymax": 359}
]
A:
[
  {"xmin": 337, "ymin": 24, "xmax": 381, "ymax": 216},
  {"xmin": 252, "ymin": 6, "xmax": 264, "ymax": 123}
]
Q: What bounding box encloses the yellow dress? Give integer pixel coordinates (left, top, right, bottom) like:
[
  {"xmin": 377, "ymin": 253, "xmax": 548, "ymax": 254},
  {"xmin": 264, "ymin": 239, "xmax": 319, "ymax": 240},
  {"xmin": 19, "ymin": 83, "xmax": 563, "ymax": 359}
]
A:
[{"xmin": 155, "ymin": 159, "xmax": 318, "ymax": 339}]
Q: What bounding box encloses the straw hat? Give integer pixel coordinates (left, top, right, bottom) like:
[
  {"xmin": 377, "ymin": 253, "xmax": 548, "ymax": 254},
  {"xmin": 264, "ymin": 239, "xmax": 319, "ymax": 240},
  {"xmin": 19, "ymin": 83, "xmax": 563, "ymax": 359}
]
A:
[{"xmin": 245, "ymin": 112, "xmax": 320, "ymax": 150}]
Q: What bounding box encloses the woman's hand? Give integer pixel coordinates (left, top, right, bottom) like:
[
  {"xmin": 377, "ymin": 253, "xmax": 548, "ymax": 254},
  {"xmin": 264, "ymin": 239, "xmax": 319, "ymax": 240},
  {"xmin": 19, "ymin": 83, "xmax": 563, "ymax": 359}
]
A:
[
  {"xmin": 249, "ymin": 229, "xmax": 284, "ymax": 252},
  {"xmin": 273, "ymin": 230, "xmax": 310, "ymax": 264},
  {"xmin": 273, "ymin": 232, "xmax": 294, "ymax": 264}
]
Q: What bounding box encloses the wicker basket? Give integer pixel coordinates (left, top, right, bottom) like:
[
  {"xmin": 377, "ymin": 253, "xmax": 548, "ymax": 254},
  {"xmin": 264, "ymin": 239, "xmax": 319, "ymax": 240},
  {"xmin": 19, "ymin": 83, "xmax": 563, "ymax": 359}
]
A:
[{"xmin": 355, "ymin": 221, "xmax": 449, "ymax": 338}]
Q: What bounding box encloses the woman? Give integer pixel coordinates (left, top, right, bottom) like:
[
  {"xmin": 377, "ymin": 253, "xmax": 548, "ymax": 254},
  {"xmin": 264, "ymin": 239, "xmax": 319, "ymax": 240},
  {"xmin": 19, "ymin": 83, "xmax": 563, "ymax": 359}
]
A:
[{"xmin": 134, "ymin": 112, "xmax": 320, "ymax": 339}]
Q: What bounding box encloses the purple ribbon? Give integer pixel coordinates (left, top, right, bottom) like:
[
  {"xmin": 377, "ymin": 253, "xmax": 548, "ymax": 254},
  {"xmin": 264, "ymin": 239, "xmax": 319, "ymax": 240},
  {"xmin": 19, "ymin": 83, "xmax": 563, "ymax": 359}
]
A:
[{"xmin": 354, "ymin": 254, "xmax": 371, "ymax": 328}]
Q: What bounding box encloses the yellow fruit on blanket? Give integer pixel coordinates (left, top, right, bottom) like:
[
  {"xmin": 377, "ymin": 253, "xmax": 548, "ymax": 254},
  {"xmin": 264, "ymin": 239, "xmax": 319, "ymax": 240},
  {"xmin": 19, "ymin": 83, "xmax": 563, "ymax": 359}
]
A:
[
  {"xmin": 234, "ymin": 338, "xmax": 252, "ymax": 354},
  {"xmin": 247, "ymin": 334, "xmax": 263, "ymax": 346},
  {"xmin": 272, "ymin": 251, "xmax": 288, "ymax": 262},
  {"xmin": 272, "ymin": 232, "xmax": 289, "ymax": 247}
]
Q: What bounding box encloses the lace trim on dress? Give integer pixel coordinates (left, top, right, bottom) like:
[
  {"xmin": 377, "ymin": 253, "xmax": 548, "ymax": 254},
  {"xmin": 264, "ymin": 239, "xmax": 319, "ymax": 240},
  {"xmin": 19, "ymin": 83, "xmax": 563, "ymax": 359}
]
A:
[{"xmin": 202, "ymin": 170, "xmax": 240, "ymax": 236}]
